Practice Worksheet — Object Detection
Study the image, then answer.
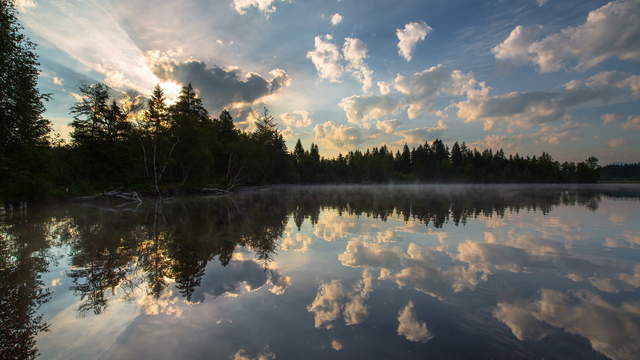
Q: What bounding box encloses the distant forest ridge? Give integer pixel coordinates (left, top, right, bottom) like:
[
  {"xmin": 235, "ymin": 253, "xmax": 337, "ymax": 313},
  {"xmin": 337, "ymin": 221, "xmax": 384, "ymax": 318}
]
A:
[{"xmin": 0, "ymin": 0, "xmax": 636, "ymax": 203}]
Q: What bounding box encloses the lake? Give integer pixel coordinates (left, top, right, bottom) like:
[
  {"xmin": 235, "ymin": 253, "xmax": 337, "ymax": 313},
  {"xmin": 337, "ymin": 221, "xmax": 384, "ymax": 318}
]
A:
[{"xmin": 2, "ymin": 185, "xmax": 640, "ymax": 360}]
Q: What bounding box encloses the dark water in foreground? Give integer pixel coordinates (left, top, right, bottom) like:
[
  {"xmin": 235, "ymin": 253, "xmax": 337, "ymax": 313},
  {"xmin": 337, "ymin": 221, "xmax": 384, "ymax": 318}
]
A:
[{"xmin": 2, "ymin": 185, "xmax": 640, "ymax": 360}]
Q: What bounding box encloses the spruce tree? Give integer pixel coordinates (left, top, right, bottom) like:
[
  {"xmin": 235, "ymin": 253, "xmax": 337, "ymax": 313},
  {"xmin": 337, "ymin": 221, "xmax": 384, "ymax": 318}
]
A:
[{"xmin": 0, "ymin": 0, "xmax": 52, "ymax": 202}]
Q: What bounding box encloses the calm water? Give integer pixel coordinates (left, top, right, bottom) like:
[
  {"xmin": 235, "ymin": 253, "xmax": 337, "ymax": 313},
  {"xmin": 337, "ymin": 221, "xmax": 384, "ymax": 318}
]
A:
[{"xmin": 2, "ymin": 185, "xmax": 640, "ymax": 360}]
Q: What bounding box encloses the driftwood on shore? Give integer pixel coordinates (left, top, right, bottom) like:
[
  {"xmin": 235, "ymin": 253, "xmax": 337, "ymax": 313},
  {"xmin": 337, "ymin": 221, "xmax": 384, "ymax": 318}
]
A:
[{"xmin": 74, "ymin": 190, "xmax": 142, "ymax": 203}]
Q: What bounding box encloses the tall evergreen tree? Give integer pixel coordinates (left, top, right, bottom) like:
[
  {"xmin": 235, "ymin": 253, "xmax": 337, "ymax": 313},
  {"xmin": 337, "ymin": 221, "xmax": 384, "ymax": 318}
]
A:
[{"xmin": 0, "ymin": 0, "xmax": 52, "ymax": 202}]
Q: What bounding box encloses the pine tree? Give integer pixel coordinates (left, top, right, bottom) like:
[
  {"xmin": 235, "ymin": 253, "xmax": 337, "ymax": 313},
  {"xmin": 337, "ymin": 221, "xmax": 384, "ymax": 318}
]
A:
[{"xmin": 0, "ymin": 0, "xmax": 52, "ymax": 202}]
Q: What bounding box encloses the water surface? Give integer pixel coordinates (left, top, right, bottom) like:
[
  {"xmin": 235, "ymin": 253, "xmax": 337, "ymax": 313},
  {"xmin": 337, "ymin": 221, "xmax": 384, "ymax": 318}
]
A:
[{"xmin": 2, "ymin": 185, "xmax": 640, "ymax": 360}]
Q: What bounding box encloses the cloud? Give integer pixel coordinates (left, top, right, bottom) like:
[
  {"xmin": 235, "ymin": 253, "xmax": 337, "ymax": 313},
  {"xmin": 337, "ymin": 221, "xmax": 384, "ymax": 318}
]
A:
[
  {"xmin": 494, "ymin": 289, "xmax": 640, "ymax": 360},
  {"xmin": 19, "ymin": 1, "xmax": 158, "ymax": 95},
  {"xmin": 306, "ymin": 270, "xmax": 375, "ymax": 329},
  {"xmin": 331, "ymin": 339, "xmax": 343, "ymax": 351},
  {"xmin": 394, "ymin": 64, "xmax": 451, "ymax": 119},
  {"xmin": 601, "ymin": 113, "xmax": 620, "ymax": 125},
  {"xmin": 455, "ymin": 71, "xmax": 640, "ymax": 130},
  {"xmin": 330, "ymin": 13, "xmax": 343, "ymax": 26},
  {"xmin": 378, "ymin": 81, "xmax": 391, "ymax": 95},
  {"xmin": 233, "ymin": 0, "xmax": 289, "ymax": 15},
  {"xmin": 343, "ymin": 37, "xmax": 374, "ymax": 92},
  {"xmin": 307, "ymin": 35, "xmax": 343, "ymax": 83},
  {"xmin": 52, "ymin": 76, "xmax": 64, "ymax": 86},
  {"xmin": 623, "ymin": 116, "xmax": 640, "ymax": 130},
  {"xmin": 339, "ymin": 239, "xmax": 405, "ymax": 268},
  {"xmin": 15, "ymin": 0, "xmax": 36, "ymax": 12},
  {"xmin": 397, "ymin": 301, "xmax": 433, "ymax": 342},
  {"xmin": 376, "ymin": 119, "xmax": 402, "ymax": 134},
  {"xmin": 314, "ymin": 121, "xmax": 364, "ymax": 148},
  {"xmin": 608, "ymin": 138, "xmax": 625, "ymax": 148},
  {"xmin": 493, "ymin": 0, "xmax": 640, "ymax": 72},
  {"xmin": 190, "ymin": 259, "xmax": 291, "ymax": 302},
  {"xmin": 397, "ymin": 22, "xmax": 432, "ymax": 61},
  {"xmin": 536, "ymin": 0, "xmax": 549, "ymax": 6},
  {"xmin": 396, "ymin": 120, "xmax": 447, "ymax": 144},
  {"xmin": 338, "ymin": 94, "xmax": 403, "ymax": 127},
  {"xmin": 150, "ymin": 56, "xmax": 290, "ymax": 113},
  {"xmin": 280, "ymin": 110, "xmax": 313, "ymax": 128}
]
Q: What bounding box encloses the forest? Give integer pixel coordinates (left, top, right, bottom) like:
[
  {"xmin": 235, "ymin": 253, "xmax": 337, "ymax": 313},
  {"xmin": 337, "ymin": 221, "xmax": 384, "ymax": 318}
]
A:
[{"xmin": 0, "ymin": 0, "xmax": 618, "ymax": 204}]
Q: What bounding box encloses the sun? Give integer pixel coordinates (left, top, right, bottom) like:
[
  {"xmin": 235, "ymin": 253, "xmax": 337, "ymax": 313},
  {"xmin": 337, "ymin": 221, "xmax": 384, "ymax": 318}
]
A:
[{"xmin": 159, "ymin": 81, "xmax": 182, "ymax": 105}]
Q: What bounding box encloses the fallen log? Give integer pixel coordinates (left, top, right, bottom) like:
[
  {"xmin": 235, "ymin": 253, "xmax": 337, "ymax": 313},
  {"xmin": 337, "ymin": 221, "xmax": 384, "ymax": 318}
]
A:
[{"xmin": 74, "ymin": 190, "xmax": 142, "ymax": 203}]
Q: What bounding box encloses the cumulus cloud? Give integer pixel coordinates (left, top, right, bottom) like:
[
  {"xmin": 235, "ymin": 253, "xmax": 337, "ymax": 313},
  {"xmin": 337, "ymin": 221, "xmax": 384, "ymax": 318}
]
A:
[
  {"xmin": 494, "ymin": 289, "xmax": 640, "ymax": 360},
  {"xmin": 397, "ymin": 21, "xmax": 432, "ymax": 61},
  {"xmin": 343, "ymin": 37, "xmax": 375, "ymax": 92},
  {"xmin": 331, "ymin": 13, "xmax": 343, "ymax": 26},
  {"xmin": 397, "ymin": 301, "xmax": 433, "ymax": 342},
  {"xmin": 339, "ymin": 94, "xmax": 403, "ymax": 127},
  {"xmin": 536, "ymin": 0, "xmax": 549, "ymax": 6},
  {"xmin": 149, "ymin": 55, "xmax": 290, "ymax": 113},
  {"xmin": 307, "ymin": 270, "xmax": 375, "ymax": 329},
  {"xmin": 314, "ymin": 121, "xmax": 364, "ymax": 148},
  {"xmin": 394, "ymin": 64, "xmax": 451, "ymax": 118},
  {"xmin": 396, "ymin": 120, "xmax": 447, "ymax": 144},
  {"xmin": 307, "ymin": 280, "xmax": 346, "ymax": 329},
  {"xmin": 493, "ymin": 0, "xmax": 640, "ymax": 72},
  {"xmin": 455, "ymin": 71, "xmax": 640, "ymax": 130},
  {"xmin": 233, "ymin": 0, "xmax": 289, "ymax": 15},
  {"xmin": 307, "ymin": 35, "xmax": 343, "ymax": 83},
  {"xmin": 280, "ymin": 110, "xmax": 313, "ymax": 128},
  {"xmin": 376, "ymin": 119, "xmax": 402, "ymax": 134}
]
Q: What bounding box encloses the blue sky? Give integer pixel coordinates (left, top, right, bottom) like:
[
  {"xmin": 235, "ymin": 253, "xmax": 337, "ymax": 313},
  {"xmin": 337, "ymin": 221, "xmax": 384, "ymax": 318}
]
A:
[{"xmin": 15, "ymin": 0, "xmax": 640, "ymax": 163}]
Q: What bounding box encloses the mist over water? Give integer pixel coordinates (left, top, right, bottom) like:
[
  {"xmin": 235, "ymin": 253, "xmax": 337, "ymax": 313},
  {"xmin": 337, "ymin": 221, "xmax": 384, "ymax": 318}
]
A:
[{"xmin": 2, "ymin": 185, "xmax": 640, "ymax": 359}]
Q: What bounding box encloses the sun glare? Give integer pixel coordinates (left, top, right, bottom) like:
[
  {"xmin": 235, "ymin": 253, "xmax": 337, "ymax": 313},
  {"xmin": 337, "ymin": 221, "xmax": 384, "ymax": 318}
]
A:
[{"xmin": 160, "ymin": 81, "xmax": 182, "ymax": 105}]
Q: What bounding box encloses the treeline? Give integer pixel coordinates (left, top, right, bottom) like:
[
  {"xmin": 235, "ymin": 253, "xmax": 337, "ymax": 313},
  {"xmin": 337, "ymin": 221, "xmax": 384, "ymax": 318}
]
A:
[
  {"xmin": 600, "ymin": 163, "xmax": 640, "ymax": 181},
  {"xmin": 50, "ymin": 82, "xmax": 600, "ymax": 194},
  {"xmin": 292, "ymin": 140, "xmax": 600, "ymax": 184}
]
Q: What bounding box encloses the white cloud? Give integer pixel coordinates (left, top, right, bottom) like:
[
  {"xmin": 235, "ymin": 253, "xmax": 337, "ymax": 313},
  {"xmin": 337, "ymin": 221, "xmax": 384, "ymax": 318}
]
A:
[
  {"xmin": 280, "ymin": 110, "xmax": 313, "ymax": 128},
  {"xmin": 493, "ymin": 0, "xmax": 640, "ymax": 72},
  {"xmin": 330, "ymin": 13, "xmax": 343, "ymax": 26},
  {"xmin": 376, "ymin": 119, "xmax": 401, "ymax": 134},
  {"xmin": 15, "ymin": 0, "xmax": 36, "ymax": 12},
  {"xmin": 338, "ymin": 94, "xmax": 402, "ymax": 127},
  {"xmin": 314, "ymin": 121, "xmax": 364, "ymax": 148},
  {"xmin": 536, "ymin": 0, "xmax": 549, "ymax": 6},
  {"xmin": 52, "ymin": 76, "xmax": 64, "ymax": 86},
  {"xmin": 233, "ymin": 0, "xmax": 288, "ymax": 15},
  {"xmin": 378, "ymin": 81, "xmax": 391, "ymax": 95},
  {"xmin": 307, "ymin": 35, "xmax": 343, "ymax": 83},
  {"xmin": 343, "ymin": 37, "xmax": 374, "ymax": 92},
  {"xmin": 331, "ymin": 339, "xmax": 343, "ymax": 351},
  {"xmin": 396, "ymin": 21, "xmax": 432, "ymax": 61},
  {"xmin": 455, "ymin": 71, "xmax": 640, "ymax": 130},
  {"xmin": 397, "ymin": 301, "xmax": 433, "ymax": 342},
  {"xmin": 494, "ymin": 289, "xmax": 640, "ymax": 360},
  {"xmin": 307, "ymin": 280, "xmax": 345, "ymax": 329},
  {"xmin": 394, "ymin": 64, "xmax": 452, "ymax": 119},
  {"xmin": 396, "ymin": 120, "xmax": 447, "ymax": 144}
]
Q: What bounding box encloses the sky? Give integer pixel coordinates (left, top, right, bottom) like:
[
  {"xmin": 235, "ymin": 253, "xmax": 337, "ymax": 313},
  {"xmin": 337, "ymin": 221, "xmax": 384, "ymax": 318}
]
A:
[{"xmin": 15, "ymin": 0, "xmax": 640, "ymax": 163}]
